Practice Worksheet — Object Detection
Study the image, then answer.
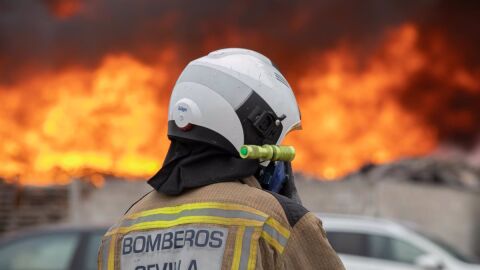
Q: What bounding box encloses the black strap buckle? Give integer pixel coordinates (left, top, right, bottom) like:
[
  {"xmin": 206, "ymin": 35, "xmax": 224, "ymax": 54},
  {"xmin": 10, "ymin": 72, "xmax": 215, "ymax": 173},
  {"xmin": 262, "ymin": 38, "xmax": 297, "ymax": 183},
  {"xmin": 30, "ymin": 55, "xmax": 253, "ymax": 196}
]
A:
[{"xmin": 248, "ymin": 107, "xmax": 285, "ymax": 143}]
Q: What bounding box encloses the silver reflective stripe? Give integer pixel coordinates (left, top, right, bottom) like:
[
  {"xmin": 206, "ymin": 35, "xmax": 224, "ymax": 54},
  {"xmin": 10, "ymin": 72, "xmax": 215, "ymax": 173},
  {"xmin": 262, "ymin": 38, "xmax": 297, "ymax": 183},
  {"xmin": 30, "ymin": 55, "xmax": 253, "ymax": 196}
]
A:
[
  {"xmin": 101, "ymin": 237, "xmax": 111, "ymax": 270},
  {"xmin": 120, "ymin": 208, "xmax": 267, "ymax": 228},
  {"xmin": 107, "ymin": 220, "xmax": 122, "ymax": 232},
  {"xmin": 178, "ymin": 64, "xmax": 252, "ymax": 110},
  {"xmin": 239, "ymin": 227, "xmax": 255, "ymax": 270},
  {"xmin": 264, "ymin": 223, "xmax": 288, "ymax": 247}
]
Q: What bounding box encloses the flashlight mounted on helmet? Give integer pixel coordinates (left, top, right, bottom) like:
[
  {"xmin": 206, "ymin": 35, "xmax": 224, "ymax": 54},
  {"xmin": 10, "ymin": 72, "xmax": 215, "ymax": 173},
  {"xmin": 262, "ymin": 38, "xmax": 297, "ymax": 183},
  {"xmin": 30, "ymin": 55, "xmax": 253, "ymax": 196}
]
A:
[{"xmin": 239, "ymin": 144, "xmax": 296, "ymax": 162}]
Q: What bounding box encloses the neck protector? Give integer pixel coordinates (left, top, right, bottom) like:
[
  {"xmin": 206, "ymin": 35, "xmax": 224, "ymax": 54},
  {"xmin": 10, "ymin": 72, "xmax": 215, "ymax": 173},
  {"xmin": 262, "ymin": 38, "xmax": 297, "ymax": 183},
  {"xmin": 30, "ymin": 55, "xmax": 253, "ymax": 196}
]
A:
[{"xmin": 148, "ymin": 139, "xmax": 260, "ymax": 195}]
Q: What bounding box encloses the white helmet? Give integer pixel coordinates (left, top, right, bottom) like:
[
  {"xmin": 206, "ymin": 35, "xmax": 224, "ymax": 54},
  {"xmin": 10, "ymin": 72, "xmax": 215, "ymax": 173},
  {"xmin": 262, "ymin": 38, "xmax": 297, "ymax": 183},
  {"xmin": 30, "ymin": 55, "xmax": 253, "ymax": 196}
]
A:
[{"xmin": 168, "ymin": 48, "xmax": 301, "ymax": 155}]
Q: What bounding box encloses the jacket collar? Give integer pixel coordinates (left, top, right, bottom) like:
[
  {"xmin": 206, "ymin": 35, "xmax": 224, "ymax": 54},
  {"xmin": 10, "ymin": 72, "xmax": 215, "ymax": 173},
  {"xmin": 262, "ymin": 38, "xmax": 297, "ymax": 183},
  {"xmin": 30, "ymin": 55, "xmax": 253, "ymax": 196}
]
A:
[{"xmin": 241, "ymin": 176, "xmax": 262, "ymax": 189}]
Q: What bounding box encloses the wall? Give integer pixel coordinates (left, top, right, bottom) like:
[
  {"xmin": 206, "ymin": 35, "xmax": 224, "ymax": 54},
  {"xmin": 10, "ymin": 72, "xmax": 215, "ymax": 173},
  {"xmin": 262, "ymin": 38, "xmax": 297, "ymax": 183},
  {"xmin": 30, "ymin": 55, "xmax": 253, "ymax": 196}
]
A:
[{"xmin": 295, "ymin": 176, "xmax": 480, "ymax": 258}]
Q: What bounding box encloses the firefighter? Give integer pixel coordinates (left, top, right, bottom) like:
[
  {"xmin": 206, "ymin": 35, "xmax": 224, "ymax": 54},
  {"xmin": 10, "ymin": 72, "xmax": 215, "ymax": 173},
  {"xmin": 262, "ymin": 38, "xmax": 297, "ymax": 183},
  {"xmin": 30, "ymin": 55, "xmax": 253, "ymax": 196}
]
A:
[{"xmin": 98, "ymin": 48, "xmax": 345, "ymax": 270}]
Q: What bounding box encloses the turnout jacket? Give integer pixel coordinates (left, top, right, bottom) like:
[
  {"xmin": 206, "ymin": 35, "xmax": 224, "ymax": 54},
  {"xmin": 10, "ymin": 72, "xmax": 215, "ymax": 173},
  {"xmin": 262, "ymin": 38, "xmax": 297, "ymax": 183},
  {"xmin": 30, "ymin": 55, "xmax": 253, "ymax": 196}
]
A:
[{"xmin": 98, "ymin": 177, "xmax": 345, "ymax": 270}]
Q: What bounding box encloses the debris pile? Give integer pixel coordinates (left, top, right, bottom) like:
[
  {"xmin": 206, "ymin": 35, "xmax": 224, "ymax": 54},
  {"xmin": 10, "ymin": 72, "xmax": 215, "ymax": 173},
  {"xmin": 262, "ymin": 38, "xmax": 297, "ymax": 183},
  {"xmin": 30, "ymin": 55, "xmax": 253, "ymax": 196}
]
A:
[
  {"xmin": 0, "ymin": 180, "xmax": 69, "ymax": 234},
  {"xmin": 343, "ymin": 158, "xmax": 480, "ymax": 190}
]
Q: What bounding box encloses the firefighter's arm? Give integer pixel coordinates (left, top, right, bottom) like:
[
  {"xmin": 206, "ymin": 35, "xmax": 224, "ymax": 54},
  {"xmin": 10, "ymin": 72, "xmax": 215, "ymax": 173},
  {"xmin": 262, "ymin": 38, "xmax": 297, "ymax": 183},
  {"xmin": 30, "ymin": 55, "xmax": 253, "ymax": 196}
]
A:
[{"xmin": 280, "ymin": 212, "xmax": 346, "ymax": 270}]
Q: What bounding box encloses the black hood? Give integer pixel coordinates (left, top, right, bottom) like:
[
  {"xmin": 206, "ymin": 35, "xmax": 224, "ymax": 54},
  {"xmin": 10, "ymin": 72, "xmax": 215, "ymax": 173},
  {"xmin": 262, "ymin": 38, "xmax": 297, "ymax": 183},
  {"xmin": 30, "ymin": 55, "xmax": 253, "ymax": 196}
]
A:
[{"xmin": 148, "ymin": 139, "xmax": 260, "ymax": 195}]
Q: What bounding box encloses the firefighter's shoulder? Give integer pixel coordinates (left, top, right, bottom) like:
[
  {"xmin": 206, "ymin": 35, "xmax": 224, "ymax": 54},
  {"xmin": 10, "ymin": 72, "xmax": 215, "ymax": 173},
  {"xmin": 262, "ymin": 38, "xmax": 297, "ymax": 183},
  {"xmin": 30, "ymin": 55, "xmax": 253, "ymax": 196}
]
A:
[{"xmin": 265, "ymin": 191, "xmax": 309, "ymax": 227}]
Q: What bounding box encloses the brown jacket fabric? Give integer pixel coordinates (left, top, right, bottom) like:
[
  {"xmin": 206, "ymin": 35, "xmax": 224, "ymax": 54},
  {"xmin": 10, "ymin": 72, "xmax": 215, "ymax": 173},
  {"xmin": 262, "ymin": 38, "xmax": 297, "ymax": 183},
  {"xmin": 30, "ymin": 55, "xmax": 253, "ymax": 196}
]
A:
[{"xmin": 98, "ymin": 177, "xmax": 345, "ymax": 270}]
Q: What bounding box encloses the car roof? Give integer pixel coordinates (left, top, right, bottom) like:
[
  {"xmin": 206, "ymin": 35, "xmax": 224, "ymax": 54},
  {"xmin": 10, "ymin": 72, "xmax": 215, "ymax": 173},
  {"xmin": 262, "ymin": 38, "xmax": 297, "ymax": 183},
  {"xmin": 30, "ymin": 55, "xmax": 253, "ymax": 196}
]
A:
[
  {"xmin": 0, "ymin": 223, "xmax": 108, "ymax": 243},
  {"xmin": 316, "ymin": 213, "xmax": 417, "ymax": 236}
]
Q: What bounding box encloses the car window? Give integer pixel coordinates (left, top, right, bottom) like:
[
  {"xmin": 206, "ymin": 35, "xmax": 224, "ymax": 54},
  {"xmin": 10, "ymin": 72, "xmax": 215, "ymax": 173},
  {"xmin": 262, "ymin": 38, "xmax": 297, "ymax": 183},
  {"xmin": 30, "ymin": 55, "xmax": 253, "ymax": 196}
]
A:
[
  {"xmin": 327, "ymin": 231, "xmax": 427, "ymax": 265},
  {"xmin": 84, "ymin": 231, "xmax": 106, "ymax": 270},
  {"xmin": 0, "ymin": 232, "xmax": 80, "ymax": 270},
  {"xmin": 416, "ymin": 230, "xmax": 480, "ymax": 264},
  {"xmin": 326, "ymin": 231, "xmax": 369, "ymax": 257},
  {"xmin": 370, "ymin": 234, "xmax": 426, "ymax": 264}
]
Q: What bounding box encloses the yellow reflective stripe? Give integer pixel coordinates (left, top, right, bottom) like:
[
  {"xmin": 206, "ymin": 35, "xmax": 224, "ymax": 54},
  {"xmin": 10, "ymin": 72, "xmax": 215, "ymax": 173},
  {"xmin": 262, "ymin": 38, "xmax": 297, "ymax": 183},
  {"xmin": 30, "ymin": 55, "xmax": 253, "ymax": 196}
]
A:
[
  {"xmin": 106, "ymin": 216, "xmax": 263, "ymax": 236},
  {"xmin": 98, "ymin": 241, "xmax": 102, "ymax": 270},
  {"xmin": 100, "ymin": 237, "xmax": 111, "ymax": 270},
  {"xmin": 231, "ymin": 227, "xmax": 245, "ymax": 270},
  {"xmin": 127, "ymin": 202, "xmax": 268, "ymax": 220},
  {"xmin": 107, "ymin": 234, "xmax": 117, "ymax": 270},
  {"xmin": 261, "ymin": 217, "xmax": 290, "ymax": 253},
  {"xmin": 265, "ymin": 218, "xmax": 290, "ymax": 239},
  {"xmin": 247, "ymin": 228, "xmax": 260, "ymax": 270},
  {"xmin": 105, "ymin": 201, "xmax": 292, "ymax": 266},
  {"xmin": 261, "ymin": 231, "xmax": 285, "ymax": 253}
]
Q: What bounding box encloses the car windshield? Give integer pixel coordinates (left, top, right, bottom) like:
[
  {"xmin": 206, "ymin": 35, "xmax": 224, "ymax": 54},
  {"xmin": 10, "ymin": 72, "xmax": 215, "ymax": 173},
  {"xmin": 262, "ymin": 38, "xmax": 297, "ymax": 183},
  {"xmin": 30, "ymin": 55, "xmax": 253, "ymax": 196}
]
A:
[
  {"xmin": 85, "ymin": 230, "xmax": 106, "ymax": 270},
  {"xmin": 416, "ymin": 231, "xmax": 480, "ymax": 264},
  {"xmin": 0, "ymin": 232, "xmax": 80, "ymax": 270}
]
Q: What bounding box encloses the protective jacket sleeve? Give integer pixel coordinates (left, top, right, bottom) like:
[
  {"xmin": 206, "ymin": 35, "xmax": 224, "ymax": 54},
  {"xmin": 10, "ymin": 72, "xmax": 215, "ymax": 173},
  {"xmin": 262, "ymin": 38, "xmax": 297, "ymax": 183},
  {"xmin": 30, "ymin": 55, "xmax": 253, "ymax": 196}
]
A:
[{"xmin": 280, "ymin": 212, "xmax": 345, "ymax": 269}]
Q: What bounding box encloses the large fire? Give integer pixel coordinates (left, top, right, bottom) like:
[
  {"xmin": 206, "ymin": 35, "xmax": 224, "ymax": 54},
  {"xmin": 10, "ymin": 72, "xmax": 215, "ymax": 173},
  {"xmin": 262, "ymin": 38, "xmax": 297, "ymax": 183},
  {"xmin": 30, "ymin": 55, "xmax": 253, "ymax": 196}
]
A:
[
  {"xmin": 286, "ymin": 25, "xmax": 438, "ymax": 178},
  {"xmin": 0, "ymin": 20, "xmax": 479, "ymax": 185},
  {"xmin": 0, "ymin": 51, "xmax": 177, "ymax": 185},
  {"xmin": 286, "ymin": 24, "xmax": 479, "ymax": 178}
]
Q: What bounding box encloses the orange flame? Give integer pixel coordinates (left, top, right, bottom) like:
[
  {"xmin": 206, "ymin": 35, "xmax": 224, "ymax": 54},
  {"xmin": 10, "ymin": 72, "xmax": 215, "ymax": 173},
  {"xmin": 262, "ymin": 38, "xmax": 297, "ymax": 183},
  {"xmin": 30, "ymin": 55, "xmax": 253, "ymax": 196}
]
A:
[
  {"xmin": 0, "ymin": 24, "xmax": 478, "ymax": 185},
  {"xmin": 45, "ymin": 0, "xmax": 83, "ymax": 18},
  {"xmin": 286, "ymin": 24, "xmax": 436, "ymax": 178},
  {"xmin": 286, "ymin": 24, "xmax": 478, "ymax": 178},
  {"xmin": 0, "ymin": 51, "xmax": 176, "ymax": 185}
]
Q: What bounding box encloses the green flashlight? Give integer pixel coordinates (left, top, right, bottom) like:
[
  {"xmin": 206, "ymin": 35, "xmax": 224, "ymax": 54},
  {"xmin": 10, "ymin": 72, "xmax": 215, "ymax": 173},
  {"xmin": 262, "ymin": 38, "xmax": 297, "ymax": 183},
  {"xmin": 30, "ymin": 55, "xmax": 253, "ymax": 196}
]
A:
[{"xmin": 239, "ymin": 145, "xmax": 296, "ymax": 161}]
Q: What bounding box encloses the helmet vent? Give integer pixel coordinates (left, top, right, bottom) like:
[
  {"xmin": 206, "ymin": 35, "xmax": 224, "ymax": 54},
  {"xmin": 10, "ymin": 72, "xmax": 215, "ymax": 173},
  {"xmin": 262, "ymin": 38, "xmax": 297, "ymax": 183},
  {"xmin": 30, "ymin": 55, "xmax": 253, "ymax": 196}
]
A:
[{"xmin": 274, "ymin": 72, "xmax": 289, "ymax": 87}]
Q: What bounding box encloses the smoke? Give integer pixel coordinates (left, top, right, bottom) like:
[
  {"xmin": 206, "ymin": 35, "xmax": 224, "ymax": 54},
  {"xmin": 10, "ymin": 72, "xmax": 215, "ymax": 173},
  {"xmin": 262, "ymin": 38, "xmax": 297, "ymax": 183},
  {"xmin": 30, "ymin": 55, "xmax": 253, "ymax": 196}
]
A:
[
  {"xmin": 1, "ymin": 0, "xmax": 479, "ymax": 147},
  {"xmin": 0, "ymin": 0, "xmax": 436, "ymax": 78}
]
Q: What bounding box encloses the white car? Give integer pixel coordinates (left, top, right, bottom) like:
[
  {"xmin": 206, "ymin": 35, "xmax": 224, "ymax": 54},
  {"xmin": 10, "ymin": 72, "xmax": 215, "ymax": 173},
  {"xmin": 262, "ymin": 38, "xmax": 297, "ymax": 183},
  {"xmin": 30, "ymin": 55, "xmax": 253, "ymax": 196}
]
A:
[{"xmin": 318, "ymin": 214, "xmax": 480, "ymax": 270}]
